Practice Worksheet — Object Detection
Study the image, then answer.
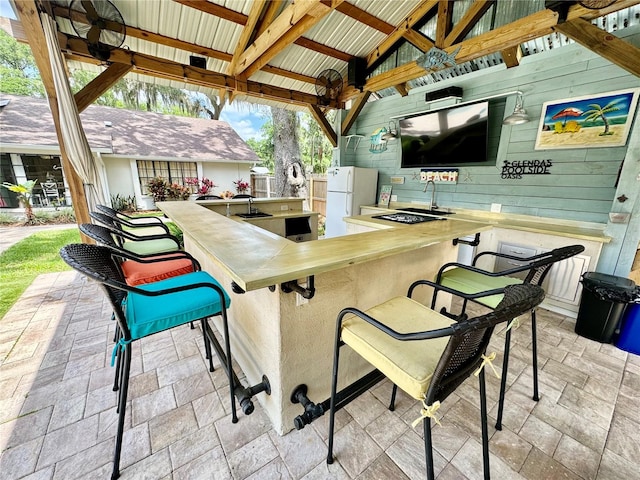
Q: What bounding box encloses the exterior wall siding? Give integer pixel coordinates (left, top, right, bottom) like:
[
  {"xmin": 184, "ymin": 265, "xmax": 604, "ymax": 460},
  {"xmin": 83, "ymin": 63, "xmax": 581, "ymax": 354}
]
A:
[{"xmin": 344, "ymin": 26, "xmax": 640, "ymax": 275}]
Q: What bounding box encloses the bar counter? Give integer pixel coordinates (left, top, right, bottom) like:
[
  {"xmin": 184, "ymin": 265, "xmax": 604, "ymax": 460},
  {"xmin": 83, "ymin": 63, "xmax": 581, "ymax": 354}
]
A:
[{"xmin": 157, "ymin": 201, "xmax": 491, "ymax": 434}]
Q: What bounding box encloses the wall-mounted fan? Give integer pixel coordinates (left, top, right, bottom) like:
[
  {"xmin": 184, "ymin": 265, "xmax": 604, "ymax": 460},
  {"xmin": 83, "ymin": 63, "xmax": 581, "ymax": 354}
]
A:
[
  {"xmin": 315, "ymin": 69, "xmax": 343, "ymax": 105},
  {"xmin": 69, "ymin": 0, "xmax": 126, "ymax": 61}
]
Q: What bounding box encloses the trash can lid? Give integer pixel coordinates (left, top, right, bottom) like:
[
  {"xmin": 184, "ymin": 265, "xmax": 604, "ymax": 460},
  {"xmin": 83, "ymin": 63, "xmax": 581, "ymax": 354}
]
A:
[{"xmin": 582, "ymin": 272, "xmax": 636, "ymax": 303}]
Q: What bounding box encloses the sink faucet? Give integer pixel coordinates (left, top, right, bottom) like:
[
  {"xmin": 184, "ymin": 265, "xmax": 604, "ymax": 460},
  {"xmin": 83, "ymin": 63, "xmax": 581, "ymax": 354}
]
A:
[
  {"xmin": 247, "ymin": 197, "xmax": 253, "ymax": 214},
  {"xmin": 423, "ymin": 180, "xmax": 438, "ymax": 210}
]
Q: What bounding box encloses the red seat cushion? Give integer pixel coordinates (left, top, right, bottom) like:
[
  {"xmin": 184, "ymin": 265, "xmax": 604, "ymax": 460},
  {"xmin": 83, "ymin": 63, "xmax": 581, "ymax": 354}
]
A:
[{"xmin": 122, "ymin": 257, "xmax": 195, "ymax": 285}]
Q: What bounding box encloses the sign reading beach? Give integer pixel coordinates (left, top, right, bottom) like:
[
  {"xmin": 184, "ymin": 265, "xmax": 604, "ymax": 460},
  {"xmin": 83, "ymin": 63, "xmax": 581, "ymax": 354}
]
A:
[{"xmin": 534, "ymin": 88, "xmax": 639, "ymax": 150}]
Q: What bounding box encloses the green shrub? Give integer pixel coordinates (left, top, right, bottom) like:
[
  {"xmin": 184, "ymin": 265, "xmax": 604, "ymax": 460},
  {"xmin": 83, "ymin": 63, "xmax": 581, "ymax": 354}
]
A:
[{"xmin": 111, "ymin": 194, "xmax": 138, "ymax": 212}]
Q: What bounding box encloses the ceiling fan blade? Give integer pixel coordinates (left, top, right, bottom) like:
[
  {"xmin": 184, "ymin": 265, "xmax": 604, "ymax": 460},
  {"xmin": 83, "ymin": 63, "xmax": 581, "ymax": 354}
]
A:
[
  {"xmin": 81, "ymin": 0, "xmax": 99, "ymax": 21},
  {"xmin": 103, "ymin": 18, "xmax": 125, "ymax": 34},
  {"xmin": 87, "ymin": 25, "xmax": 101, "ymax": 45},
  {"xmin": 329, "ymin": 78, "xmax": 342, "ymax": 89}
]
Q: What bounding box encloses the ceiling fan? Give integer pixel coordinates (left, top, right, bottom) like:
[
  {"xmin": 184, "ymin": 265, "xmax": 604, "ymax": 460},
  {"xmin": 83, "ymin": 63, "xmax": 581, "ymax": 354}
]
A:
[
  {"xmin": 315, "ymin": 69, "xmax": 343, "ymax": 105},
  {"xmin": 69, "ymin": 0, "xmax": 126, "ymax": 61}
]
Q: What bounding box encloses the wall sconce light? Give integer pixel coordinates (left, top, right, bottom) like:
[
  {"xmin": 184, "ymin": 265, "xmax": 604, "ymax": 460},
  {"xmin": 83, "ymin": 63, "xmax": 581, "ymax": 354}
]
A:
[
  {"xmin": 381, "ymin": 121, "xmax": 398, "ymax": 141},
  {"xmin": 503, "ymin": 92, "xmax": 530, "ymax": 125}
]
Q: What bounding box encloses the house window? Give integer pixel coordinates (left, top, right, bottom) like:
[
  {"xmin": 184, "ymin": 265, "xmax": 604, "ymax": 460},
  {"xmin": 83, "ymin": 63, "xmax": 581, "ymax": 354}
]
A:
[{"xmin": 137, "ymin": 160, "xmax": 197, "ymax": 194}]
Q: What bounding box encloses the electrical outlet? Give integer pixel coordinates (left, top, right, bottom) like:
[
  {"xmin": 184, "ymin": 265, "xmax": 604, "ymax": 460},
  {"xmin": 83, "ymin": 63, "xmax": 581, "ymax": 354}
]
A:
[
  {"xmin": 281, "ymin": 205, "xmax": 289, "ymax": 211},
  {"xmin": 391, "ymin": 194, "xmax": 398, "ymax": 202},
  {"xmin": 490, "ymin": 203, "xmax": 502, "ymax": 213},
  {"xmin": 296, "ymin": 292, "xmax": 308, "ymax": 306}
]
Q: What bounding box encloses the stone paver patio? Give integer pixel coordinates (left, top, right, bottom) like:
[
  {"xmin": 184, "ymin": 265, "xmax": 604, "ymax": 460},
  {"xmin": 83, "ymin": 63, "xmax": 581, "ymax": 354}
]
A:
[{"xmin": 1, "ymin": 270, "xmax": 639, "ymax": 479}]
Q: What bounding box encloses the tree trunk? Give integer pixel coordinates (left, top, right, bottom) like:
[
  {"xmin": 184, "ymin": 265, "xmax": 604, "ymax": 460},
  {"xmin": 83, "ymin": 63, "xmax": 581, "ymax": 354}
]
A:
[{"xmin": 272, "ymin": 107, "xmax": 308, "ymax": 208}]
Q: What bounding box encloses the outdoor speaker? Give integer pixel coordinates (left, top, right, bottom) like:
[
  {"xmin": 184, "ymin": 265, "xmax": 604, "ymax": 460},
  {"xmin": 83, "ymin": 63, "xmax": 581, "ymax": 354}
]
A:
[
  {"xmin": 425, "ymin": 86, "xmax": 463, "ymax": 102},
  {"xmin": 189, "ymin": 56, "xmax": 207, "ymax": 69},
  {"xmin": 348, "ymin": 57, "xmax": 367, "ymax": 92}
]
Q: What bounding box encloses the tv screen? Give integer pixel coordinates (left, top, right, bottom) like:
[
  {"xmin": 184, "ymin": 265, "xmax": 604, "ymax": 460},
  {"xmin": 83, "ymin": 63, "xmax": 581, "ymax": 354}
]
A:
[{"xmin": 399, "ymin": 101, "xmax": 489, "ymax": 168}]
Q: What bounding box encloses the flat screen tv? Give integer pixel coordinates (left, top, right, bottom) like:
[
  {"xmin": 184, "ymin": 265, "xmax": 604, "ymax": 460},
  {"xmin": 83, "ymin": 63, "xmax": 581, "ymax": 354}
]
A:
[{"xmin": 399, "ymin": 101, "xmax": 489, "ymax": 168}]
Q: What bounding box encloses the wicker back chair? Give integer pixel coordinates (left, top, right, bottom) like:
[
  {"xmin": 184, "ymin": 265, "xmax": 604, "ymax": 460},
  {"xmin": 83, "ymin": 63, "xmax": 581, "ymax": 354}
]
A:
[
  {"xmin": 90, "ymin": 209, "xmax": 171, "ymax": 236},
  {"xmin": 430, "ymin": 244, "xmax": 585, "ymax": 429},
  {"xmin": 327, "ymin": 283, "xmax": 545, "ymax": 480},
  {"xmin": 59, "ymin": 243, "xmax": 234, "ymax": 480}
]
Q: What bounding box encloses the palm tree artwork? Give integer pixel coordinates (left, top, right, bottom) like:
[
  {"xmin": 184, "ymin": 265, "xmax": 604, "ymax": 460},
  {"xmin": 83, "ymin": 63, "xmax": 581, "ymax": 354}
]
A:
[{"xmin": 582, "ymin": 100, "xmax": 621, "ymax": 136}]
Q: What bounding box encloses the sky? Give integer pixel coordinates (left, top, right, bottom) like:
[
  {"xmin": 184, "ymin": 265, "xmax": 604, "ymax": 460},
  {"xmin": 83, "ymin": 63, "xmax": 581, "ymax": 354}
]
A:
[
  {"xmin": 219, "ymin": 104, "xmax": 267, "ymax": 141},
  {"xmin": 1, "ymin": 0, "xmax": 14, "ymax": 19}
]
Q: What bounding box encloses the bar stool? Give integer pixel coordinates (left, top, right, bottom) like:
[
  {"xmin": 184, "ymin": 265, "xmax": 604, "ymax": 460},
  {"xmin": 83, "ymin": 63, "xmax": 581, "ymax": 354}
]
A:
[
  {"xmin": 327, "ymin": 283, "xmax": 545, "ymax": 479},
  {"xmin": 431, "ymin": 244, "xmax": 585, "ymax": 429}
]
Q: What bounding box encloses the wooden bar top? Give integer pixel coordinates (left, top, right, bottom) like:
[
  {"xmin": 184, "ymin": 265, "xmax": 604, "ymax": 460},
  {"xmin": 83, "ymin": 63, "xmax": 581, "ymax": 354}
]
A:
[{"xmin": 157, "ymin": 201, "xmax": 491, "ymax": 292}]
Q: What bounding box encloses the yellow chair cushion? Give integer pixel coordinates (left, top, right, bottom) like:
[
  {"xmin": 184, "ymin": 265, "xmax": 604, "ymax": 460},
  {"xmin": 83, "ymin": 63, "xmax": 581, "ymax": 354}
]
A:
[
  {"xmin": 341, "ymin": 297, "xmax": 456, "ymax": 400},
  {"xmin": 439, "ymin": 268, "xmax": 522, "ymax": 309}
]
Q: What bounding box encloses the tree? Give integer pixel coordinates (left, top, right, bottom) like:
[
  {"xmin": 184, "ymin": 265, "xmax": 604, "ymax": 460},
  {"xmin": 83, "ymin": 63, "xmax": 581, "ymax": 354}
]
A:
[
  {"xmin": 271, "ymin": 107, "xmax": 307, "ymax": 206},
  {"xmin": 299, "ymin": 111, "xmax": 334, "ymax": 173},
  {"xmin": 1, "ymin": 181, "xmax": 37, "ymax": 224},
  {"xmin": 583, "ymin": 100, "xmax": 621, "ymax": 136},
  {"xmin": 0, "ymin": 30, "xmax": 44, "ymax": 97}
]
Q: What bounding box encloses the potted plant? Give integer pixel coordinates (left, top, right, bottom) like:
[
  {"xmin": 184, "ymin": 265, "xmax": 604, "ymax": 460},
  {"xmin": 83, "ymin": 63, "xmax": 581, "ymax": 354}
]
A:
[{"xmin": 233, "ymin": 178, "xmax": 250, "ymax": 195}]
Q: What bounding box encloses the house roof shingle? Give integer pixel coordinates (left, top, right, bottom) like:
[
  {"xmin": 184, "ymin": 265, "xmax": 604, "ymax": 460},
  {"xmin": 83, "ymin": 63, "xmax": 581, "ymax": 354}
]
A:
[{"xmin": 0, "ymin": 94, "xmax": 259, "ymax": 163}]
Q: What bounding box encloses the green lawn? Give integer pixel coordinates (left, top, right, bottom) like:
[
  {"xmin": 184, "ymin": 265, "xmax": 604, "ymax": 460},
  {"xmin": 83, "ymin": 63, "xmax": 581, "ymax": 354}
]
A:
[{"xmin": 0, "ymin": 228, "xmax": 81, "ymax": 319}]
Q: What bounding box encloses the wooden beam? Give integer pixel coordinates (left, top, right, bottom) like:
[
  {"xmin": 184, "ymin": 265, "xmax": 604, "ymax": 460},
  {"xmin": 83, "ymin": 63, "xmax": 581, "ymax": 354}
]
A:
[
  {"xmin": 364, "ymin": 8, "xmax": 561, "ymax": 93},
  {"xmin": 394, "ymin": 83, "xmax": 409, "ymax": 97},
  {"xmin": 554, "ymin": 18, "xmax": 640, "ymax": 78},
  {"xmin": 501, "ymin": 45, "xmax": 522, "ymax": 68},
  {"xmin": 14, "ymin": 1, "xmax": 91, "ymax": 231},
  {"xmin": 435, "ymin": 0, "xmax": 454, "ymax": 48},
  {"xmin": 54, "ymin": 4, "xmax": 233, "ymax": 62},
  {"xmin": 366, "ymin": 0, "xmax": 438, "ymax": 67},
  {"xmin": 336, "ymin": 2, "xmax": 395, "ymax": 34},
  {"xmin": 173, "ymin": 0, "xmax": 248, "ymax": 25},
  {"xmin": 341, "ymin": 91, "xmax": 371, "ymax": 136},
  {"xmin": 223, "ymin": 1, "xmax": 267, "ymax": 105},
  {"xmin": 255, "ymin": 0, "xmax": 285, "ymax": 37},
  {"xmin": 443, "ymin": 0, "xmax": 495, "ymax": 47},
  {"xmin": 75, "ymin": 63, "xmax": 132, "ymax": 112},
  {"xmin": 233, "ymin": 0, "xmax": 339, "ymax": 78},
  {"xmin": 59, "ymin": 33, "xmax": 341, "ymax": 108},
  {"xmin": 309, "ymin": 105, "xmax": 337, "ymax": 147},
  {"xmin": 403, "ymin": 29, "xmax": 435, "ymax": 53},
  {"xmin": 293, "ymin": 36, "xmax": 352, "ymax": 62}
]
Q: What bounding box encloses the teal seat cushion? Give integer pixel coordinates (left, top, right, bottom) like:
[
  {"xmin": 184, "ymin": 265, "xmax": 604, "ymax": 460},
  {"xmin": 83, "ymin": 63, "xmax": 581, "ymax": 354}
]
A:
[
  {"xmin": 124, "ymin": 271, "xmax": 231, "ymax": 339},
  {"xmin": 439, "ymin": 268, "xmax": 522, "ymax": 309},
  {"xmin": 123, "ymin": 238, "xmax": 180, "ymax": 255}
]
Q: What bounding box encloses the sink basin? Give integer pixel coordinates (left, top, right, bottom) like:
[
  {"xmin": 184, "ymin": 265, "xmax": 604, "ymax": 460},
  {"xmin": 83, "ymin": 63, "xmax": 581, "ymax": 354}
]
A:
[
  {"xmin": 396, "ymin": 207, "xmax": 454, "ymax": 216},
  {"xmin": 237, "ymin": 212, "xmax": 273, "ymax": 218}
]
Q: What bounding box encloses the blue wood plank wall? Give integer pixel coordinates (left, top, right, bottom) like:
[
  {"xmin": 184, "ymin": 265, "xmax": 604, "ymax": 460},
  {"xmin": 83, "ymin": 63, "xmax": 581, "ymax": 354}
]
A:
[
  {"xmin": 340, "ymin": 26, "xmax": 640, "ymax": 275},
  {"xmin": 344, "ymin": 27, "xmax": 639, "ymax": 228}
]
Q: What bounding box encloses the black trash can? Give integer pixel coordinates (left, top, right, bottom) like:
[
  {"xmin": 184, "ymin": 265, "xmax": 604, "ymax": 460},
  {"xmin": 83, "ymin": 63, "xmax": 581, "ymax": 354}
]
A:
[{"xmin": 574, "ymin": 272, "xmax": 637, "ymax": 343}]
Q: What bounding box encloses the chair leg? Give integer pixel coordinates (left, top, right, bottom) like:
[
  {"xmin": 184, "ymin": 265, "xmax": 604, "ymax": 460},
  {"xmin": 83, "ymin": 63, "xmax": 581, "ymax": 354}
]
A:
[
  {"xmin": 389, "ymin": 384, "xmax": 397, "ymax": 411},
  {"xmin": 220, "ymin": 313, "xmax": 238, "ymax": 423},
  {"xmin": 327, "ymin": 322, "xmax": 343, "ymax": 465},
  {"xmin": 112, "ymin": 342, "xmax": 131, "ymax": 480},
  {"xmin": 531, "ymin": 309, "xmax": 539, "ymax": 401},
  {"xmin": 423, "ymin": 416, "xmax": 435, "ymax": 480},
  {"xmin": 495, "ymin": 328, "xmax": 511, "ymax": 431},
  {"xmin": 479, "ymin": 368, "xmax": 491, "ymax": 480},
  {"xmin": 201, "ymin": 318, "xmax": 214, "ymax": 372}
]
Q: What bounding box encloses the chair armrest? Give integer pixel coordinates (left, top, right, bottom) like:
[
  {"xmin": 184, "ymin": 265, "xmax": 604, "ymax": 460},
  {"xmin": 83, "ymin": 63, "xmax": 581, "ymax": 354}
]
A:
[
  {"xmin": 110, "ymin": 250, "xmax": 201, "ymax": 270},
  {"xmin": 117, "ymin": 217, "xmax": 171, "ymax": 234},
  {"xmin": 408, "ymin": 279, "xmax": 508, "ymax": 308},
  {"xmin": 435, "ymin": 260, "xmax": 532, "ymax": 283},
  {"xmin": 105, "ymin": 278, "xmax": 228, "ymax": 306},
  {"xmin": 337, "ymin": 307, "xmax": 458, "ymax": 342},
  {"xmin": 115, "ymin": 228, "xmax": 182, "ymax": 247}
]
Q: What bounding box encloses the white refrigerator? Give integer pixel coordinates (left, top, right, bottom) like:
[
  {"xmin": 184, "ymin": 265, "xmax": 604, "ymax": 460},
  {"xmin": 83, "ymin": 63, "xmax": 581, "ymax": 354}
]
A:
[{"xmin": 325, "ymin": 166, "xmax": 378, "ymax": 238}]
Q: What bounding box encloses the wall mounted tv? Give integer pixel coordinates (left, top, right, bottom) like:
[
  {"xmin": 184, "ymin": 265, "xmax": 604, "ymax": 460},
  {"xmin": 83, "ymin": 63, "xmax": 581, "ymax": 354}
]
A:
[{"xmin": 399, "ymin": 101, "xmax": 491, "ymax": 168}]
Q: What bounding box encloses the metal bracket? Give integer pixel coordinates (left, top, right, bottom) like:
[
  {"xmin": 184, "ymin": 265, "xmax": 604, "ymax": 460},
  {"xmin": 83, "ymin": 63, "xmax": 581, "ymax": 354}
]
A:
[
  {"xmin": 231, "ymin": 281, "xmax": 245, "ymax": 294},
  {"xmin": 453, "ymin": 232, "xmax": 481, "ymax": 247},
  {"xmin": 281, "ymin": 276, "xmax": 315, "ymax": 299}
]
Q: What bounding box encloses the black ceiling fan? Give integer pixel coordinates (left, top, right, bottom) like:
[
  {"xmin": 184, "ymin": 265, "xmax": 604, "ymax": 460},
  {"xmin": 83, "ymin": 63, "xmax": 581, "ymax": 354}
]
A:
[{"xmin": 69, "ymin": 0, "xmax": 126, "ymax": 61}]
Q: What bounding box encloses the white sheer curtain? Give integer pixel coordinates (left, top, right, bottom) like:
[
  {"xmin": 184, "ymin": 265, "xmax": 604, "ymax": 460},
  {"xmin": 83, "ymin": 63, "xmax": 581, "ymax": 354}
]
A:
[{"xmin": 40, "ymin": 12, "xmax": 107, "ymax": 211}]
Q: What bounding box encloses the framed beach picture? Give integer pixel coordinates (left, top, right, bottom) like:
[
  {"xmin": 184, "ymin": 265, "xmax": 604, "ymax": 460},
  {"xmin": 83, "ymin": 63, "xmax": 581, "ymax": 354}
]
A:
[{"xmin": 534, "ymin": 88, "xmax": 639, "ymax": 150}]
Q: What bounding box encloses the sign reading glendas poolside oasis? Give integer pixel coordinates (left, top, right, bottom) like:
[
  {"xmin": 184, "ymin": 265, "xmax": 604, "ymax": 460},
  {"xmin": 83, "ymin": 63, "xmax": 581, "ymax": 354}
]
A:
[{"xmin": 501, "ymin": 160, "xmax": 552, "ymax": 179}]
